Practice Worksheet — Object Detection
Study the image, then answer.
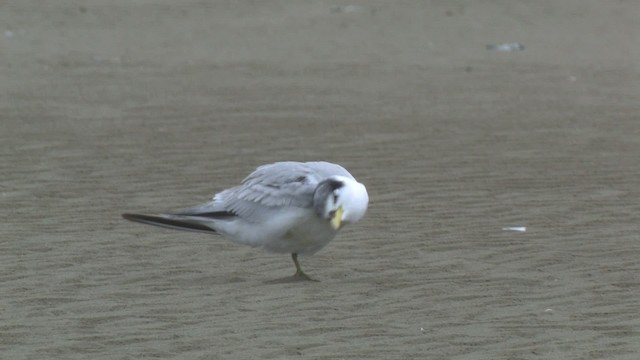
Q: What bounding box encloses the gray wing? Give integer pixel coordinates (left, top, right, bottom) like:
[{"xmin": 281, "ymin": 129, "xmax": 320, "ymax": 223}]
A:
[
  {"xmin": 301, "ymin": 161, "xmax": 355, "ymax": 180},
  {"xmin": 232, "ymin": 162, "xmax": 321, "ymax": 207},
  {"xmin": 190, "ymin": 162, "xmax": 343, "ymax": 222}
]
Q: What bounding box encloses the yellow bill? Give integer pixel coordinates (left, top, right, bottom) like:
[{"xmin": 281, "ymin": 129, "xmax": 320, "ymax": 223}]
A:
[{"xmin": 330, "ymin": 206, "xmax": 343, "ymax": 230}]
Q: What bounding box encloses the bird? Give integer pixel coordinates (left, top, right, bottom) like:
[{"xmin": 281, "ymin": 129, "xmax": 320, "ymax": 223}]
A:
[{"xmin": 122, "ymin": 161, "xmax": 369, "ymax": 280}]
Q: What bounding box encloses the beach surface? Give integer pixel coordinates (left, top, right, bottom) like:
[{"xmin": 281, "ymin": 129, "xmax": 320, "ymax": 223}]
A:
[{"xmin": 2, "ymin": 1, "xmax": 639, "ymax": 359}]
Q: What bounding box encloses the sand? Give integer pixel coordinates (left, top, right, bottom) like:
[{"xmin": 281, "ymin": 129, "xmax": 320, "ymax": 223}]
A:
[{"xmin": 2, "ymin": 1, "xmax": 639, "ymax": 359}]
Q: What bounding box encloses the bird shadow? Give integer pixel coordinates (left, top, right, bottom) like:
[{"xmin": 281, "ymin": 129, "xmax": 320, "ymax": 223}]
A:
[{"xmin": 264, "ymin": 275, "xmax": 320, "ymax": 284}]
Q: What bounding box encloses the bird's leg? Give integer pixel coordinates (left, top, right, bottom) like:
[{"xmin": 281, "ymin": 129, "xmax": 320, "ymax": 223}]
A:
[
  {"xmin": 291, "ymin": 253, "xmax": 313, "ymax": 281},
  {"xmin": 292, "ymin": 253, "xmax": 305, "ymax": 276}
]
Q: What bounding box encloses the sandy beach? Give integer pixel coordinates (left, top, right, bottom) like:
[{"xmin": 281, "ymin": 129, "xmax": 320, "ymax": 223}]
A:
[{"xmin": 2, "ymin": 1, "xmax": 639, "ymax": 359}]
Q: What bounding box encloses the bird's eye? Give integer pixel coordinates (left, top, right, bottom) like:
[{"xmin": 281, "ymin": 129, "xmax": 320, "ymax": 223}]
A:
[{"xmin": 332, "ymin": 192, "xmax": 339, "ymax": 203}]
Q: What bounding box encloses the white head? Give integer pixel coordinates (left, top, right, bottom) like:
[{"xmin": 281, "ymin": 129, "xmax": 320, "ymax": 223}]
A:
[{"xmin": 313, "ymin": 175, "xmax": 369, "ymax": 230}]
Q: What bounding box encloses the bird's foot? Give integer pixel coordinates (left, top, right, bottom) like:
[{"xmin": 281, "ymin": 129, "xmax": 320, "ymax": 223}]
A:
[
  {"xmin": 293, "ymin": 270, "xmax": 319, "ymax": 282},
  {"xmin": 287, "ymin": 253, "xmax": 319, "ymax": 281},
  {"xmin": 265, "ymin": 272, "xmax": 319, "ymax": 284}
]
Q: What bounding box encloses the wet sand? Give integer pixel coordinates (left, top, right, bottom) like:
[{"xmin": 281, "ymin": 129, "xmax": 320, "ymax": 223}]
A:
[{"xmin": 2, "ymin": 1, "xmax": 639, "ymax": 359}]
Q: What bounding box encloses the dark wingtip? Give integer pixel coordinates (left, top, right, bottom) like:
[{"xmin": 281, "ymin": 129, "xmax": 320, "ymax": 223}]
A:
[
  {"xmin": 121, "ymin": 213, "xmax": 216, "ymax": 234},
  {"xmin": 122, "ymin": 212, "xmax": 166, "ymax": 224},
  {"xmin": 122, "ymin": 213, "xmax": 164, "ymax": 224},
  {"xmin": 122, "ymin": 213, "xmax": 140, "ymax": 221}
]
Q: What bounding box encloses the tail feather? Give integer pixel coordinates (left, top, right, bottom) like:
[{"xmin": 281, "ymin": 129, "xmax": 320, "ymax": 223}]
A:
[{"xmin": 122, "ymin": 213, "xmax": 217, "ymax": 234}]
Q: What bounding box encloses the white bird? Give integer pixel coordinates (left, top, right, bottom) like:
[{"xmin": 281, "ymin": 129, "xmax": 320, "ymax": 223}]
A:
[{"xmin": 122, "ymin": 161, "xmax": 369, "ymax": 280}]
